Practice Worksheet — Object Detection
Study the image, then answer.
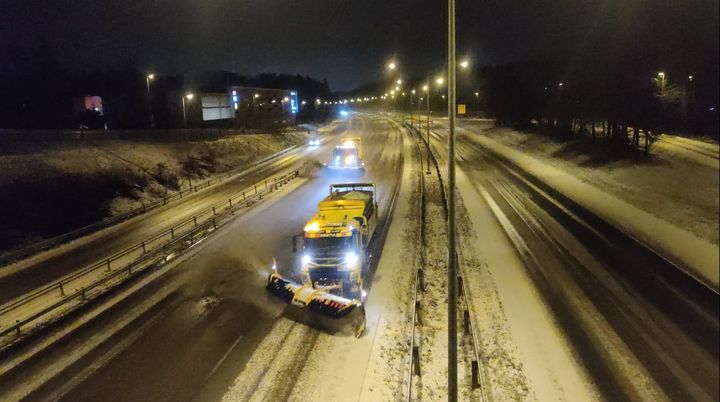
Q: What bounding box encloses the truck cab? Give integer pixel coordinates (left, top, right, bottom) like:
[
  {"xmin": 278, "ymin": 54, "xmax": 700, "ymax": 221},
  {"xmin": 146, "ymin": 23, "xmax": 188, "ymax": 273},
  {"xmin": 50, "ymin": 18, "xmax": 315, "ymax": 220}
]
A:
[{"xmin": 297, "ymin": 183, "xmax": 377, "ymax": 298}]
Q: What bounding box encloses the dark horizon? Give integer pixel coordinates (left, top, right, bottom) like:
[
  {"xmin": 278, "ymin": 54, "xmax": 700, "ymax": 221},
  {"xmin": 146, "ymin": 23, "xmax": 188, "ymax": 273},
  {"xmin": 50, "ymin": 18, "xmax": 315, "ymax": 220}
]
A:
[{"xmin": 1, "ymin": 0, "xmax": 717, "ymax": 92}]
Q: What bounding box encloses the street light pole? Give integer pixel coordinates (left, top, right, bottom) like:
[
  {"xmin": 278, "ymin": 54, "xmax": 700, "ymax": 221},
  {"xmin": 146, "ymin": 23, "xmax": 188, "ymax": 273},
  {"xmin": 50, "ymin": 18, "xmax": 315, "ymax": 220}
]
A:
[
  {"xmin": 447, "ymin": 0, "xmax": 458, "ymax": 399},
  {"xmin": 181, "ymin": 96, "xmax": 187, "ymax": 128},
  {"xmin": 182, "ymin": 93, "xmax": 194, "ymax": 128},
  {"xmin": 425, "ymin": 79, "xmax": 431, "ymax": 175},
  {"xmin": 146, "ymin": 74, "xmax": 155, "ymax": 128}
]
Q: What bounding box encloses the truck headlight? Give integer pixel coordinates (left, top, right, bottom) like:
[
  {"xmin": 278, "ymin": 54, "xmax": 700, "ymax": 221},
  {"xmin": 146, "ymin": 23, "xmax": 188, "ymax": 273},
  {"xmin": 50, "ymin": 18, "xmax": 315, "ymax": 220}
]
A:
[
  {"xmin": 302, "ymin": 254, "xmax": 312, "ymax": 264},
  {"xmin": 344, "ymin": 155, "xmax": 357, "ymax": 165},
  {"xmin": 345, "ymin": 252, "xmax": 359, "ymax": 265}
]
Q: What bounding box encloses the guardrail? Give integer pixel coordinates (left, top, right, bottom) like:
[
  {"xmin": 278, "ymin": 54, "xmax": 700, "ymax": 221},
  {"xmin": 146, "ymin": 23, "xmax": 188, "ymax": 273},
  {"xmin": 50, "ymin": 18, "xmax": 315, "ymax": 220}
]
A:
[
  {"xmin": 0, "ymin": 168, "xmax": 301, "ymax": 345},
  {"xmin": 403, "ymin": 120, "xmax": 488, "ymax": 400},
  {"xmin": 0, "ymin": 144, "xmax": 300, "ymax": 265},
  {"xmin": 405, "ymin": 131, "xmax": 427, "ymax": 400}
]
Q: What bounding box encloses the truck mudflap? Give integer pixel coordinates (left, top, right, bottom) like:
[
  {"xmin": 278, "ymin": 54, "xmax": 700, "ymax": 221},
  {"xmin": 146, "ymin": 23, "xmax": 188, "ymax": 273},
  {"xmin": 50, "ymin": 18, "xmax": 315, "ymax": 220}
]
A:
[{"xmin": 266, "ymin": 273, "xmax": 366, "ymax": 337}]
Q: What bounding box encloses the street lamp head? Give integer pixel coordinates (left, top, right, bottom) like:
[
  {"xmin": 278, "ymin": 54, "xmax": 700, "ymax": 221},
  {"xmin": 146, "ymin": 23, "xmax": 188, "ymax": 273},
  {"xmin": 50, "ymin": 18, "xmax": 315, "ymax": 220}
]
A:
[
  {"xmin": 396, "ymin": 79, "xmax": 403, "ymax": 85},
  {"xmin": 658, "ymin": 71, "xmax": 665, "ymax": 78},
  {"xmin": 411, "ymin": 89, "xmax": 416, "ymax": 94},
  {"xmin": 460, "ymin": 60, "xmax": 469, "ymax": 69},
  {"xmin": 688, "ymin": 75, "xmax": 694, "ymax": 81},
  {"xmin": 147, "ymin": 73, "xmax": 155, "ymax": 80},
  {"xmin": 283, "ymin": 97, "xmax": 290, "ymax": 102},
  {"xmin": 436, "ymin": 77, "xmax": 444, "ymax": 86},
  {"xmin": 474, "ymin": 92, "xmax": 479, "ymax": 96},
  {"xmin": 388, "ymin": 61, "xmax": 397, "ymax": 70},
  {"xmin": 395, "ymin": 86, "xmax": 400, "ymax": 91},
  {"xmin": 254, "ymin": 93, "xmax": 260, "ymax": 98},
  {"xmin": 422, "ymin": 85, "xmax": 429, "ymax": 91},
  {"xmin": 185, "ymin": 93, "xmax": 194, "ymax": 100}
]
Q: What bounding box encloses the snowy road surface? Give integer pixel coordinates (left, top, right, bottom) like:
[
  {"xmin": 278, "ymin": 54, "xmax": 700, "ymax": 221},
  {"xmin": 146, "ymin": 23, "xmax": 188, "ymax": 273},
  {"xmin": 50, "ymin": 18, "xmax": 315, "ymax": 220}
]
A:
[
  {"xmin": 1, "ymin": 113, "xmax": 717, "ymax": 402},
  {"xmin": 426, "ymin": 120, "xmax": 718, "ymax": 401},
  {"xmin": 0, "ymin": 115, "xmax": 409, "ymax": 401}
]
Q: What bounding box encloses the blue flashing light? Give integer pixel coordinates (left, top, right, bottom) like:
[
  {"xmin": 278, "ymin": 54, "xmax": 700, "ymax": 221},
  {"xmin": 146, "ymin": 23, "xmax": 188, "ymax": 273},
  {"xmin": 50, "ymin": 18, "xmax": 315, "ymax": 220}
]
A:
[{"xmin": 339, "ymin": 110, "xmax": 349, "ymax": 117}]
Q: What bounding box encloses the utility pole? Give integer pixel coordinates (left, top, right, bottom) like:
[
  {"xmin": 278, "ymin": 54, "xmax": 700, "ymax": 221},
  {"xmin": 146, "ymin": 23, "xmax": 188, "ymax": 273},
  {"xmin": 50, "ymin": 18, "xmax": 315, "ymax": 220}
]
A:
[
  {"xmin": 447, "ymin": 0, "xmax": 458, "ymax": 399},
  {"xmin": 426, "ymin": 76, "xmax": 431, "ymax": 175}
]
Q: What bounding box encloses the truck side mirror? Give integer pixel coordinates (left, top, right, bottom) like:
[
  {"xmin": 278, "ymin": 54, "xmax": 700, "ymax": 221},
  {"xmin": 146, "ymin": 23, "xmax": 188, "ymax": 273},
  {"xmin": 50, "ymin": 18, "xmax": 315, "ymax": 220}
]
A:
[{"xmin": 292, "ymin": 233, "xmax": 304, "ymax": 253}]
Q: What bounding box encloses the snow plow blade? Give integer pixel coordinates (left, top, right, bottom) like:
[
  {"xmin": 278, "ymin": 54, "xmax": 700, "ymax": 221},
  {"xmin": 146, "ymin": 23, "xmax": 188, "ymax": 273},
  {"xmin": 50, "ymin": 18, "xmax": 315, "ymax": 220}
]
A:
[{"xmin": 266, "ymin": 273, "xmax": 366, "ymax": 337}]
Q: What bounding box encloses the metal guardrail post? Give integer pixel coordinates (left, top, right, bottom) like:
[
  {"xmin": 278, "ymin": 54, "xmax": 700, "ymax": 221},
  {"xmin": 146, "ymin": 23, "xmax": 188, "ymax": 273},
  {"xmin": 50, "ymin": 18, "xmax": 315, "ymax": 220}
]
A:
[
  {"xmin": 193, "ymin": 216, "xmax": 198, "ymax": 226},
  {"xmin": 415, "ymin": 300, "xmax": 423, "ymax": 325},
  {"xmin": 463, "ymin": 309, "xmax": 470, "ymax": 335},
  {"xmin": 106, "ymin": 259, "xmax": 111, "ymax": 272},
  {"xmin": 471, "ymin": 360, "xmax": 480, "ymax": 389},
  {"xmin": 170, "ymin": 227, "xmax": 175, "ymax": 239},
  {"xmin": 413, "ymin": 346, "xmax": 422, "ymax": 376},
  {"xmin": 212, "ymin": 207, "xmax": 216, "ymax": 216},
  {"xmin": 59, "ymin": 282, "xmax": 65, "ymax": 296},
  {"xmin": 458, "ymin": 275, "xmax": 464, "ymax": 297},
  {"xmin": 418, "ymin": 268, "xmax": 426, "ymax": 291},
  {"xmin": 142, "ymin": 242, "xmax": 147, "ymax": 254}
]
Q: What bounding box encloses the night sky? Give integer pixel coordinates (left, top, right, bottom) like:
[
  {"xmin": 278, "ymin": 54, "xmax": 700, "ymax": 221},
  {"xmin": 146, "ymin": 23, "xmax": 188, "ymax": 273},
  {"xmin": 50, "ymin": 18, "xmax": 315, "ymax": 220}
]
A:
[{"xmin": 1, "ymin": 0, "xmax": 717, "ymax": 91}]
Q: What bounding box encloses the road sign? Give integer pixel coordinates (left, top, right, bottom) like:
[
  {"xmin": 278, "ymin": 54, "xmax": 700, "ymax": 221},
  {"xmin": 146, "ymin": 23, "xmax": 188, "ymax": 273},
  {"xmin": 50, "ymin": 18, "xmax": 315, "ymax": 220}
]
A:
[{"xmin": 457, "ymin": 104, "xmax": 466, "ymax": 115}]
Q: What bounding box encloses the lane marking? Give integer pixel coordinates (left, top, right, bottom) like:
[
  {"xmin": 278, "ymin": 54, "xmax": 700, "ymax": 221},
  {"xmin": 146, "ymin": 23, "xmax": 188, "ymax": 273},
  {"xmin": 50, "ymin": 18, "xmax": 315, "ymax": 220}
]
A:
[{"xmin": 205, "ymin": 333, "xmax": 244, "ymax": 381}]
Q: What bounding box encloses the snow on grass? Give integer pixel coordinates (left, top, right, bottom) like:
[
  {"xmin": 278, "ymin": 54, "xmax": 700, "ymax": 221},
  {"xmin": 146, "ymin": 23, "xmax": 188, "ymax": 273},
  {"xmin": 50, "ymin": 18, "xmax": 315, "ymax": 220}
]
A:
[{"xmin": 412, "ymin": 174, "xmax": 450, "ymax": 401}]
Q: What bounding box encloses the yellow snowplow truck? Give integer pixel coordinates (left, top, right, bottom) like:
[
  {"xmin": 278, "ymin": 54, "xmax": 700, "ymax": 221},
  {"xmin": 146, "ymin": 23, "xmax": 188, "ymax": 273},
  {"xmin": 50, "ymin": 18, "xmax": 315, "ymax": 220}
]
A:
[
  {"xmin": 265, "ymin": 182, "xmax": 376, "ymax": 337},
  {"xmin": 299, "ymin": 182, "xmax": 377, "ymax": 299},
  {"xmin": 326, "ymin": 137, "xmax": 364, "ymax": 172}
]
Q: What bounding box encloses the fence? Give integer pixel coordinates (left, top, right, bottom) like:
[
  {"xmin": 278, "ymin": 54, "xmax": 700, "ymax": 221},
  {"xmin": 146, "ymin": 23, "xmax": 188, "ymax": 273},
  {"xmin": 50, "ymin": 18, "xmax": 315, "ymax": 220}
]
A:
[
  {"xmin": 0, "ymin": 168, "xmax": 300, "ymax": 345},
  {"xmin": 403, "ymin": 120, "xmax": 488, "ymax": 401},
  {"xmin": 0, "ymin": 144, "xmax": 299, "ymax": 265}
]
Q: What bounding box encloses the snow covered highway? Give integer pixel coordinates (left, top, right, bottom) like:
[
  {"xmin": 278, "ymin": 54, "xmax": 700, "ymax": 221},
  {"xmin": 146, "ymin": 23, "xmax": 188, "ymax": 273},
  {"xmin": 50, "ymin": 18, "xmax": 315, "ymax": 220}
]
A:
[
  {"xmin": 422, "ymin": 118, "xmax": 719, "ymax": 401},
  {"xmin": 0, "ymin": 113, "xmax": 717, "ymax": 402}
]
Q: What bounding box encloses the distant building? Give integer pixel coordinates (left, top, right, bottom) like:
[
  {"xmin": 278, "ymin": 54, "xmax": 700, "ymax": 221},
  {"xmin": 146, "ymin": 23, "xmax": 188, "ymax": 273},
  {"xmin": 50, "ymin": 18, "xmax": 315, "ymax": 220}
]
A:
[
  {"xmin": 74, "ymin": 95, "xmax": 103, "ymax": 115},
  {"xmin": 180, "ymin": 87, "xmax": 298, "ymax": 129},
  {"xmin": 229, "ymin": 86, "xmax": 298, "ymax": 129}
]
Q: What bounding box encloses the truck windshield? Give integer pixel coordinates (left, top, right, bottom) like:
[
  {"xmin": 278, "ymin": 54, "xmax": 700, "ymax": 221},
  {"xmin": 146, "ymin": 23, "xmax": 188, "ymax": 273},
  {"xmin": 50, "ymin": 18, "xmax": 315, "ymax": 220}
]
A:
[
  {"xmin": 305, "ymin": 236, "xmax": 355, "ymax": 256},
  {"xmin": 333, "ymin": 147, "xmax": 357, "ymax": 159}
]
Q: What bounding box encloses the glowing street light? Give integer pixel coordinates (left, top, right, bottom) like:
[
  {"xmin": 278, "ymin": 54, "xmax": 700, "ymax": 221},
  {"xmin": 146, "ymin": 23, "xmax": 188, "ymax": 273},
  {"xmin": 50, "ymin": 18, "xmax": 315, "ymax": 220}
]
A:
[
  {"xmin": 422, "ymin": 84, "xmax": 429, "ymax": 91},
  {"xmin": 460, "ymin": 60, "xmax": 469, "ymax": 69},
  {"xmin": 388, "ymin": 61, "xmax": 397, "ymax": 70},
  {"xmin": 397, "ymin": 79, "xmax": 403, "ymax": 85},
  {"xmin": 436, "ymin": 77, "xmax": 444, "ymax": 86}
]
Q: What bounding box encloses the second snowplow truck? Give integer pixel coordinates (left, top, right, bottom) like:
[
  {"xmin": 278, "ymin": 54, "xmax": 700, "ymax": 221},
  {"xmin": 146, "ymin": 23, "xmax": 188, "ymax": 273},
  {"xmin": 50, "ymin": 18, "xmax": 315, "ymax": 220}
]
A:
[
  {"xmin": 327, "ymin": 137, "xmax": 364, "ymax": 172},
  {"xmin": 300, "ymin": 182, "xmax": 377, "ymax": 299}
]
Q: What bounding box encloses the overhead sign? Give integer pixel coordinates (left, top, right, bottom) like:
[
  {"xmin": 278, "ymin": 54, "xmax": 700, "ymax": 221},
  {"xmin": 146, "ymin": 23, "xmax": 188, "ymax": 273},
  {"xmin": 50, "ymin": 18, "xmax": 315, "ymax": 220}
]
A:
[{"xmin": 457, "ymin": 104, "xmax": 466, "ymax": 115}]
